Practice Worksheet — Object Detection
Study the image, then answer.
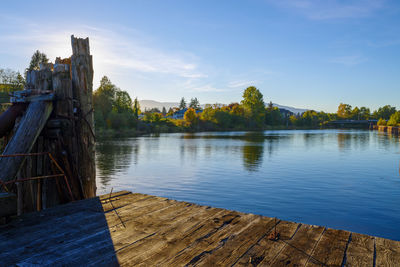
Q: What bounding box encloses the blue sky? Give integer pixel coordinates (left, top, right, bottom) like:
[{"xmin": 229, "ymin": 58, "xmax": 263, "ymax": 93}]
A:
[{"xmin": 0, "ymin": 0, "xmax": 399, "ymax": 112}]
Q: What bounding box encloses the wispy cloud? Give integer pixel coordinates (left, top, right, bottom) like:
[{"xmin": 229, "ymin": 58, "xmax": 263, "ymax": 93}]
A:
[
  {"xmin": 228, "ymin": 80, "xmax": 258, "ymax": 88},
  {"xmin": 190, "ymin": 84, "xmax": 226, "ymax": 93},
  {"xmin": 0, "ymin": 15, "xmax": 207, "ymax": 87},
  {"xmin": 330, "ymin": 55, "xmax": 367, "ymax": 66},
  {"xmin": 270, "ymin": 0, "xmax": 386, "ymax": 20}
]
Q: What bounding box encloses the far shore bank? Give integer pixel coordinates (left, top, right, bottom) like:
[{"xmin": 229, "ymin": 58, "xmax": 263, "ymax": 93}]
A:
[{"xmin": 96, "ymin": 125, "xmax": 376, "ymax": 139}]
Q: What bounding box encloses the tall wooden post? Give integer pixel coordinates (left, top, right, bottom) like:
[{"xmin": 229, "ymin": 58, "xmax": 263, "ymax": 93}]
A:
[{"xmin": 70, "ymin": 35, "xmax": 96, "ymax": 198}]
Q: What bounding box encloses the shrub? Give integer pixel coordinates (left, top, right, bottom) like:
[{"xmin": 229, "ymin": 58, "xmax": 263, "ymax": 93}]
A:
[
  {"xmin": 377, "ymin": 118, "xmax": 387, "ymax": 126},
  {"xmin": 387, "ymin": 112, "xmax": 400, "ymax": 126}
]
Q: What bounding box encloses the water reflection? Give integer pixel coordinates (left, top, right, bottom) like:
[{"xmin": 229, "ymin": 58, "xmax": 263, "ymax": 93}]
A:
[
  {"xmin": 242, "ymin": 144, "xmax": 264, "ymax": 171},
  {"xmin": 95, "ymin": 139, "xmax": 137, "ymax": 187},
  {"xmin": 337, "ymin": 132, "xmax": 352, "ymax": 151}
]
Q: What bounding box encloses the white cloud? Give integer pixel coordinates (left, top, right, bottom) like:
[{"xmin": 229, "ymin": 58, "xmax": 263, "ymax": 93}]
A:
[
  {"xmin": 0, "ymin": 16, "xmax": 206, "ymax": 89},
  {"xmin": 190, "ymin": 84, "xmax": 226, "ymax": 93},
  {"xmin": 228, "ymin": 80, "xmax": 257, "ymax": 88},
  {"xmin": 330, "ymin": 55, "xmax": 367, "ymax": 66},
  {"xmin": 270, "ymin": 0, "xmax": 385, "ymax": 20}
]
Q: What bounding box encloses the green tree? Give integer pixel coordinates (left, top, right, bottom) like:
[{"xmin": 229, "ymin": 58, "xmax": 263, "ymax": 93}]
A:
[
  {"xmin": 184, "ymin": 108, "xmax": 197, "ymax": 125},
  {"xmin": 179, "ymin": 97, "xmax": 187, "ymax": 110},
  {"xmin": 114, "ymin": 90, "xmax": 133, "ymax": 114},
  {"xmin": 387, "ymin": 111, "xmax": 400, "ymax": 126},
  {"xmin": 133, "ymin": 97, "xmax": 140, "ymax": 120},
  {"xmin": 167, "ymin": 107, "xmax": 174, "ymax": 116},
  {"xmin": 93, "ymin": 76, "xmax": 117, "ymax": 119},
  {"xmin": 265, "ymin": 107, "xmax": 282, "ymax": 125},
  {"xmin": 0, "ymin": 68, "xmax": 24, "ymax": 93},
  {"xmin": 373, "ymin": 105, "xmax": 396, "ymax": 120},
  {"xmin": 27, "ymin": 50, "xmax": 49, "ymax": 71},
  {"xmin": 337, "ymin": 103, "xmax": 352, "ymax": 119},
  {"xmin": 351, "ymin": 107, "xmax": 360, "ymax": 120},
  {"xmin": 302, "ymin": 110, "xmax": 319, "ymax": 127},
  {"xmin": 189, "ymin": 97, "xmax": 201, "ymax": 110},
  {"xmin": 289, "ymin": 115, "xmax": 298, "ymax": 126},
  {"xmin": 93, "ymin": 76, "xmax": 136, "ymax": 130},
  {"xmin": 359, "ymin": 107, "xmax": 370, "ymax": 120},
  {"xmin": 162, "ymin": 106, "xmax": 167, "ymax": 116},
  {"xmin": 241, "ymin": 86, "xmax": 265, "ymax": 127},
  {"xmin": 377, "ymin": 118, "xmax": 387, "ymax": 126}
]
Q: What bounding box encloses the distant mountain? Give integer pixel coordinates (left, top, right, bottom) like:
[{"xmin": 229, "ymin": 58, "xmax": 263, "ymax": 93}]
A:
[
  {"xmin": 139, "ymin": 100, "xmax": 179, "ymax": 111},
  {"xmin": 139, "ymin": 100, "xmax": 308, "ymax": 114},
  {"xmin": 272, "ymin": 103, "xmax": 308, "ymax": 115}
]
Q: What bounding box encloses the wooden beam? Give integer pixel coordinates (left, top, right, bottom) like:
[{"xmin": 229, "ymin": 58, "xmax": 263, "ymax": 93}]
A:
[{"xmin": 0, "ymin": 100, "xmax": 53, "ymax": 184}]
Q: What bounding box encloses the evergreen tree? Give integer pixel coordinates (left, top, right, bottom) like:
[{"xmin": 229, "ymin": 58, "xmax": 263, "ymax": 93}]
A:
[
  {"xmin": 179, "ymin": 97, "xmax": 187, "ymax": 110},
  {"xmin": 133, "ymin": 97, "xmax": 140, "ymax": 119},
  {"xmin": 189, "ymin": 97, "xmax": 201, "ymax": 110},
  {"xmin": 27, "ymin": 50, "xmax": 49, "ymax": 71},
  {"xmin": 167, "ymin": 107, "xmax": 174, "ymax": 116}
]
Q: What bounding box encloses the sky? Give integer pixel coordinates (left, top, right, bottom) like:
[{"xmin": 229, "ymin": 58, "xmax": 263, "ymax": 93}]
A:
[{"xmin": 0, "ymin": 0, "xmax": 399, "ymax": 112}]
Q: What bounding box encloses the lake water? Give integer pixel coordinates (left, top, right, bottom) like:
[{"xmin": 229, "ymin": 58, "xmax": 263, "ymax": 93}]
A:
[{"xmin": 95, "ymin": 130, "xmax": 400, "ymax": 240}]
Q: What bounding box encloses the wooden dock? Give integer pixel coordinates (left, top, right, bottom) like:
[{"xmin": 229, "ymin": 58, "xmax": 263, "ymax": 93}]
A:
[{"xmin": 1, "ymin": 191, "xmax": 399, "ymax": 266}]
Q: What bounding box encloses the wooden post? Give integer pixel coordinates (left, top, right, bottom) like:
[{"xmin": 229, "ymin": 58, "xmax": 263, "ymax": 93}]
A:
[
  {"xmin": 70, "ymin": 35, "xmax": 96, "ymax": 198},
  {"xmin": 52, "ymin": 62, "xmax": 84, "ymax": 200}
]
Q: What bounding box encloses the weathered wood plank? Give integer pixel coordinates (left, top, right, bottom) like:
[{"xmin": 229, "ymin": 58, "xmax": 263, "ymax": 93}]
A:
[
  {"xmin": 345, "ymin": 233, "xmax": 375, "ymax": 266},
  {"xmin": 234, "ymin": 220, "xmax": 300, "ymax": 266},
  {"xmin": 375, "ymin": 237, "xmax": 400, "ymax": 266},
  {"xmin": 306, "ymin": 228, "xmax": 350, "ymax": 267},
  {"xmin": 0, "ymin": 193, "xmax": 138, "ymax": 247},
  {"xmin": 1, "ymin": 195, "xmax": 171, "ymax": 265},
  {"xmin": 25, "ymin": 201, "xmax": 212, "ymax": 266},
  {"xmin": 269, "ymin": 224, "xmax": 325, "ymax": 266},
  {"xmin": 115, "ymin": 206, "xmax": 231, "ymax": 265},
  {"xmin": 195, "ymin": 216, "xmax": 276, "ymax": 266},
  {"xmin": 1, "ymin": 191, "xmax": 400, "ymax": 267},
  {"xmin": 163, "ymin": 212, "xmax": 257, "ymax": 266},
  {"xmin": 91, "ymin": 205, "xmax": 224, "ymax": 266}
]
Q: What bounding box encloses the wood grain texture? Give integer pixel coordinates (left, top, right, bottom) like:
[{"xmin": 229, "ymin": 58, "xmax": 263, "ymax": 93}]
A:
[
  {"xmin": 269, "ymin": 224, "xmax": 325, "ymax": 266},
  {"xmin": 70, "ymin": 35, "xmax": 96, "ymax": 199},
  {"xmin": 306, "ymin": 228, "xmax": 350, "ymax": 267},
  {"xmin": 345, "ymin": 233, "xmax": 375, "ymax": 267},
  {"xmin": 376, "ymin": 237, "xmax": 400, "ymax": 266},
  {"xmin": 0, "ymin": 100, "xmax": 53, "ymax": 183},
  {"xmin": 0, "ymin": 191, "xmax": 399, "ymax": 267}
]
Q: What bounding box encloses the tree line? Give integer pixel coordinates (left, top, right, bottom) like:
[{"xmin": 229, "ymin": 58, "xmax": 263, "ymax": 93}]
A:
[{"xmin": 91, "ymin": 77, "xmax": 400, "ymax": 135}]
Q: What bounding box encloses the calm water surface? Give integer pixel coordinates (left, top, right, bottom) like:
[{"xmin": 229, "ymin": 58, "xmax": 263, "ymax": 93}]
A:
[{"xmin": 95, "ymin": 130, "xmax": 400, "ymax": 240}]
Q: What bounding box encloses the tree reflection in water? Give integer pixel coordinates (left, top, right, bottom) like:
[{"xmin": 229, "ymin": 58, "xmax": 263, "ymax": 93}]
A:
[
  {"xmin": 242, "ymin": 132, "xmax": 265, "ymax": 172},
  {"xmin": 95, "ymin": 139, "xmax": 137, "ymax": 189}
]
